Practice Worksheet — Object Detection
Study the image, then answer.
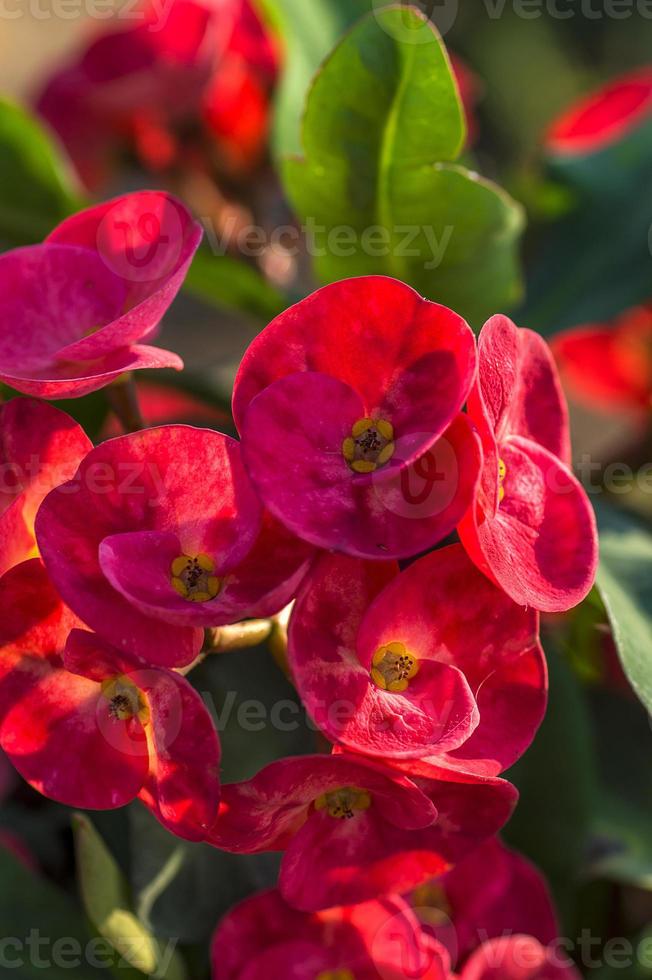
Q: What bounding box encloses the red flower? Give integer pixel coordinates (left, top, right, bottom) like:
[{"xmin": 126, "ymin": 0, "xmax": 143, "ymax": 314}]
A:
[
  {"xmin": 546, "ymin": 66, "xmax": 652, "ymax": 157},
  {"xmin": 458, "ymin": 315, "xmax": 598, "ymax": 612},
  {"xmin": 212, "ymin": 888, "xmax": 450, "ymax": 980},
  {"xmin": 233, "ymin": 276, "xmax": 481, "ymax": 559},
  {"xmin": 35, "ymin": 0, "xmax": 278, "ymax": 188},
  {"xmin": 0, "ymin": 192, "xmax": 200, "ymax": 399},
  {"xmin": 35, "ymin": 426, "xmax": 313, "ymax": 668},
  {"xmin": 410, "ymin": 838, "xmax": 558, "ymax": 967},
  {"xmin": 288, "ymin": 544, "xmax": 546, "ymax": 776},
  {"xmin": 208, "ymin": 752, "xmax": 516, "ymax": 911},
  {"xmin": 552, "ymin": 305, "xmax": 652, "ymax": 417},
  {"xmin": 460, "ymin": 936, "xmax": 579, "ymax": 979},
  {"xmin": 0, "ymin": 560, "xmax": 220, "ymax": 840},
  {"xmin": 0, "ymin": 399, "xmax": 91, "ymax": 576}
]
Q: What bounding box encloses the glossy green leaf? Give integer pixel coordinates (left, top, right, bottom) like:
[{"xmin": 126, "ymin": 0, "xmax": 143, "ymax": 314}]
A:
[
  {"xmin": 596, "ymin": 504, "xmax": 652, "ymax": 716},
  {"xmin": 260, "ymin": 0, "xmax": 371, "ymax": 157},
  {"xmin": 0, "ymin": 98, "xmax": 80, "ymax": 247},
  {"xmin": 73, "ymin": 814, "xmax": 187, "ymax": 980},
  {"xmin": 282, "ymin": 5, "xmax": 524, "ymax": 326},
  {"xmin": 184, "ymin": 250, "xmax": 287, "ymax": 323}
]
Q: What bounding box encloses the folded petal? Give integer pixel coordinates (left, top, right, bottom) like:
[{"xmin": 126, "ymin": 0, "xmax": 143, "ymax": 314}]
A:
[{"xmin": 459, "ymin": 436, "xmax": 598, "ymax": 612}]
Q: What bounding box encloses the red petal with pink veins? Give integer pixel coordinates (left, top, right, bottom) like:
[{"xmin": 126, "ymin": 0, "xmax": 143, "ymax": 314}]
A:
[
  {"xmin": 233, "ymin": 276, "xmax": 476, "ymax": 438},
  {"xmin": 459, "ymin": 436, "xmax": 598, "ymax": 612},
  {"xmin": 477, "ymin": 315, "xmax": 570, "ymax": 464},
  {"xmin": 241, "ymin": 366, "xmax": 480, "ymax": 557},
  {"xmin": 0, "ymin": 561, "xmax": 148, "ymax": 809},
  {"xmin": 36, "ymin": 427, "xmax": 260, "ymax": 665},
  {"xmin": 290, "ymin": 546, "xmax": 545, "ymax": 773},
  {"xmin": 46, "ymin": 191, "xmax": 202, "ymax": 354}
]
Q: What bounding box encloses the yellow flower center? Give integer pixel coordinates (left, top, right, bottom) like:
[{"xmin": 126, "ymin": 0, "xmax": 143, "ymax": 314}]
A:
[
  {"xmin": 370, "ymin": 641, "xmax": 419, "ymax": 692},
  {"xmin": 411, "ymin": 881, "xmax": 452, "ymax": 926},
  {"xmin": 101, "ymin": 675, "xmax": 149, "ymax": 723},
  {"xmin": 314, "ymin": 786, "xmax": 371, "ymax": 820},
  {"xmin": 498, "ymin": 457, "xmax": 507, "ymax": 503},
  {"xmin": 170, "ymin": 553, "xmax": 220, "ymax": 603},
  {"xmin": 317, "ymin": 972, "xmax": 355, "ymax": 980},
  {"xmin": 342, "ymin": 417, "xmax": 395, "ymax": 474}
]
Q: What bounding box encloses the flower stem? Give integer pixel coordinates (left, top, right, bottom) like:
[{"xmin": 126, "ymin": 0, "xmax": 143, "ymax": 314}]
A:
[{"xmin": 106, "ymin": 373, "xmax": 144, "ymax": 432}]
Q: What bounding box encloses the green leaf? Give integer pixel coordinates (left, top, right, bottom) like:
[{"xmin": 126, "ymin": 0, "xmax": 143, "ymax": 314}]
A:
[
  {"xmin": 282, "ymin": 5, "xmax": 524, "ymax": 326},
  {"xmin": 587, "ymin": 688, "xmax": 652, "ymax": 891},
  {"xmin": 0, "ymin": 847, "xmax": 105, "ymax": 979},
  {"xmin": 260, "ymin": 0, "xmax": 371, "ymax": 157},
  {"xmin": 595, "ymin": 503, "xmax": 652, "ymax": 716},
  {"xmin": 0, "ymin": 98, "xmax": 80, "ymax": 247},
  {"xmin": 73, "ymin": 814, "xmax": 187, "ymax": 980},
  {"xmin": 504, "ymin": 640, "xmax": 598, "ymax": 931},
  {"xmin": 184, "ymin": 250, "xmax": 287, "ymax": 323},
  {"xmin": 130, "ymin": 806, "xmax": 280, "ymax": 950}
]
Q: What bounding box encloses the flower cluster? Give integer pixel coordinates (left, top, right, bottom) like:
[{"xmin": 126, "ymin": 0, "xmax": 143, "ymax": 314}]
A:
[
  {"xmin": 211, "ymin": 839, "xmax": 580, "ymax": 979},
  {"xmin": 0, "ymin": 191, "xmax": 598, "ymax": 969},
  {"xmin": 36, "ymin": 0, "xmax": 279, "ymax": 188}
]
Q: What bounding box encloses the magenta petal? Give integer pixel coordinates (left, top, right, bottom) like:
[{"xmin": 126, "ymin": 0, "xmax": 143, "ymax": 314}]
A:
[
  {"xmin": 478, "ymin": 315, "xmax": 571, "ymax": 464},
  {"xmin": 460, "ymin": 436, "xmax": 598, "ymax": 612},
  {"xmin": 461, "ymin": 936, "xmax": 580, "ymax": 979},
  {"xmin": 47, "ymin": 190, "xmax": 203, "ymax": 327},
  {"xmin": 36, "ymin": 427, "xmax": 258, "ymax": 665},
  {"xmin": 233, "ymin": 276, "xmax": 476, "ymax": 434},
  {"xmin": 440, "ymin": 838, "xmax": 559, "ymax": 963},
  {"xmin": 209, "ymin": 754, "xmax": 435, "ymax": 854},
  {"xmin": 280, "ymin": 806, "xmax": 448, "ymax": 912},
  {"xmin": 289, "ymin": 551, "xmax": 479, "ymax": 759},
  {"xmin": 241, "ymin": 370, "xmax": 480, "ymax": 557},
  {"xmin": 0, "ymin": 244, "xmax": 125, "ymax": 371}
]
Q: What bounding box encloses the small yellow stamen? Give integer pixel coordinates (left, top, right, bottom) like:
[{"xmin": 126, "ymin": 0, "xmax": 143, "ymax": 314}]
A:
[
  {"xmin": 317, "ymin": 972, "xmax": 355, "ymax": 980},
  {"xmin": 411, "ymin": 881, "xmax": 452, "ymax": 926},
  {"xmin": 342, "ymin": 416, "xmax": 395, "ymax": 473},
  {"xmin": 498, "ymin": 457, "xmax": 507, "ymax": 504},
  {"xmin": 170, "ymin": 553, "xmax": 221, "ymax": 603},
  {"xmin": 314, "ymin": 786, "xmax": 371, "ymax": 820},
  {"xmin": 371, "ymin": 641, "xmax": 419, "ymax": 692},
  {"xmin": 101, "ymin": 675, "xmax": 149, "ymax": 723}
]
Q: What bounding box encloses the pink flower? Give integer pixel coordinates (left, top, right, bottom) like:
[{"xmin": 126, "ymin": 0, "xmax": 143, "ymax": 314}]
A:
[
  {"xmin": 552, "ymin": 305, "xmax": 652, "ymax": 418},
  {"xmin": 0, "ymin": 559, "xmax": 220, "ymax": 840},
  {"xmin": 212, "ymin": 888, "xmax": 450, "ymax": 980},
  {"xmin": 0, "ymin": 192, "xmax": 201, "ymax": 399},
  {"xmin": 410, "ymin": 838, "xmax": 559, "ymax": 967},
  {"xmin": 0, "ymin": 399, "xmax": 91, "ymax": 576},
  {"xmin": 208, "ymin": 752, "xmax": 516, "ymax": 911},
  {"xmin": 233, "ymin": 276, "xmax": 481, "ymax": 559},
  {"xmin": 288, "ymin": 544, "xmax": 546, "ymax": 776},
  {"xmin": 459, "ymin": 936, "xmax": 580, "ymax": 979},
  {"xmin": 458, "ymin": 315, "xmax": 598, "ymax": 612},
  {"xmin": 35, "ymin": 426, "xmax": 313, "ymax": 668},
  {"xmin": 546, "ymin": 66, "xmax": 652, "ymax": 157},
  {"xmin": 35, "ymin": 0, "xmax": 278, "ymax": 188}
]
